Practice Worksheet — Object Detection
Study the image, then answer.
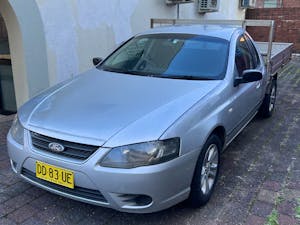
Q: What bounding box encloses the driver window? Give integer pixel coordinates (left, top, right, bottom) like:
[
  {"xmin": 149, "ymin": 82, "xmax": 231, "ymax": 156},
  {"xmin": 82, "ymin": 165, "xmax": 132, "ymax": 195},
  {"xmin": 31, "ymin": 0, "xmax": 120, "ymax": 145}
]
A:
[
  {"xmin": 245, "ymin": 34, "xmax": 260, "ymax": 68},
  {"xmin": 235, "ymin": 35, "xmax": 255, "ymax": 76}
]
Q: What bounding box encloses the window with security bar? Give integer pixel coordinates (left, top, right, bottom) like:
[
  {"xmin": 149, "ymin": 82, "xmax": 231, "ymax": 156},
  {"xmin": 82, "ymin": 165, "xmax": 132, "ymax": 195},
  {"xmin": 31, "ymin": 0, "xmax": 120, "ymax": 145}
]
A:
[{"xmin": 256, "ymin": 0, "xmax": 283, "ymax": 8}]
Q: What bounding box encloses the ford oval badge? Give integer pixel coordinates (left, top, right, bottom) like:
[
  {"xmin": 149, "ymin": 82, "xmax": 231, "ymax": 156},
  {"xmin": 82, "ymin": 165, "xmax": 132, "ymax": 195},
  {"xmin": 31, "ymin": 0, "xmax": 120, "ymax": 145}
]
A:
[{"xmin": 48, "ymin": 142, "xmax": 65, "ymax": 153}]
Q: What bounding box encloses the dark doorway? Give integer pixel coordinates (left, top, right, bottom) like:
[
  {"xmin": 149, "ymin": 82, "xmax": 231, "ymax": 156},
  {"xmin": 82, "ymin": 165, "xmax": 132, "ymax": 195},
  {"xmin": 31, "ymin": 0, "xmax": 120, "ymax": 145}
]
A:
[{"xmin": 0, "ymin": 14, "xmax": 16, "ymax": 115}]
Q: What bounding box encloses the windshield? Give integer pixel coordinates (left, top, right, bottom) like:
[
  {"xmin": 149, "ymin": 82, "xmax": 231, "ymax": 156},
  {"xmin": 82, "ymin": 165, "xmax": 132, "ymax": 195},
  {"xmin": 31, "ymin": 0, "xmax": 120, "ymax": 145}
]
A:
[{"xmin": 100, "ymin": 33, "xmax": 229, "ymax": 80}]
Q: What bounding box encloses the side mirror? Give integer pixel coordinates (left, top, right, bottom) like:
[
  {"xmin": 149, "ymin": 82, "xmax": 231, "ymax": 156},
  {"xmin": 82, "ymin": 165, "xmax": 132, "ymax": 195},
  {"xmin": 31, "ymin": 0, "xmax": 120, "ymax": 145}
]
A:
[
  {"xmin": 234, "ymin": 69, "xmax": 262, "ymax": 87},
  {"xmin": 92, "ymin": 57, "xmax": 103, "ymax": 66}
]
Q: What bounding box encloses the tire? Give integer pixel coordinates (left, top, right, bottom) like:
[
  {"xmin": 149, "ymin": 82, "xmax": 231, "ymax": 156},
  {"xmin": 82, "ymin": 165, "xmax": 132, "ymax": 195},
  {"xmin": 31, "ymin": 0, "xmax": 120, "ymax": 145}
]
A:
[
  {"xmin": 188, "ymin": 134, "xmax": 221, "ymax": 207},
  {"xmin": 259, "ymin": 80, "xmax": 277, "ymax": 118}
]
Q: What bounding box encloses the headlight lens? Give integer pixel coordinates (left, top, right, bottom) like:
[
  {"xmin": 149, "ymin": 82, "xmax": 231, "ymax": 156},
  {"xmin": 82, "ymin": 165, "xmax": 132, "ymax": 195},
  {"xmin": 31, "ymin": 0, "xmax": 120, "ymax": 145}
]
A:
[
  {"xmin": 100, "ymin": 138, "xmax": 180, "ymax": 169},
  {"xmin": 10, "ymin": 116, "xmax": 24, "ymax": 145}
]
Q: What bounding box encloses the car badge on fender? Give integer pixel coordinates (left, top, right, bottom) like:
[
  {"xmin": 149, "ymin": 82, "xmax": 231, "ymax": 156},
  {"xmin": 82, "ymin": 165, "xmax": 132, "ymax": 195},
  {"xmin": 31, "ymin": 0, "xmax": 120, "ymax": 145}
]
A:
[{"xmin": 48, "ymin": 142, "xmax": 65, "ymax": 153}]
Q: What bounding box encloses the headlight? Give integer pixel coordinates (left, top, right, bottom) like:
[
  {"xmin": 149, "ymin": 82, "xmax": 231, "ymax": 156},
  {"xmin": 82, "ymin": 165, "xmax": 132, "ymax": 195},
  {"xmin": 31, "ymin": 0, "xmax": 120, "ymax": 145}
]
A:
[
  {"xmin": 100, "ymin": 138, "xmax": 180, "ymax": 169},
  {"xmin": 10, "ymin": 116, "xmax": 24, "ymax": 145}
]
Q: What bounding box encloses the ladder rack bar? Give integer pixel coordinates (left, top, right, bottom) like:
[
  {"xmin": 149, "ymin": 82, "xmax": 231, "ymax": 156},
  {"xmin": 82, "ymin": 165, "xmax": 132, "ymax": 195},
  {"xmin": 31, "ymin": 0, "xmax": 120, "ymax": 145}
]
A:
[{"xmin": 150, "ymin": 19, "xmax": 274, "ymax": 28}]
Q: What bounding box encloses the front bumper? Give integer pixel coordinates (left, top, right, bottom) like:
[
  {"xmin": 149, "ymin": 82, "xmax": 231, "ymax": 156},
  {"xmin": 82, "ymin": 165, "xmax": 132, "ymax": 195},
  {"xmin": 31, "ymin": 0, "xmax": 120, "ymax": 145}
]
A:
[{"xmin": 7, "ymin": 130, "xmax": 199, "ymax": 213}]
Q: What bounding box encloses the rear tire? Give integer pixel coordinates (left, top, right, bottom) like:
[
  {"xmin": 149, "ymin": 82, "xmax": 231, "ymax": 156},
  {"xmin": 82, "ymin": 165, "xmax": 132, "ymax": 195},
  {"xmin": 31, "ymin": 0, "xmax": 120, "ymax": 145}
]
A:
[
  {"xmin": 188, "ymin": 134, "xmax": 221, "ymax": 207},
  {"xmin": 259, "ymin": 80, "xmax": 277, "ymax": 118}
]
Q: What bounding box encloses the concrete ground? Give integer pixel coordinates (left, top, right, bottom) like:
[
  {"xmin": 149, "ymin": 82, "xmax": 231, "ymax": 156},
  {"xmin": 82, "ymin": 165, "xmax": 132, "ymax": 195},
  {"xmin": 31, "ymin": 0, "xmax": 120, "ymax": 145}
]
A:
[{"xmin": 0, "ymin": 58, "xmax": 300, "ymax": 225}]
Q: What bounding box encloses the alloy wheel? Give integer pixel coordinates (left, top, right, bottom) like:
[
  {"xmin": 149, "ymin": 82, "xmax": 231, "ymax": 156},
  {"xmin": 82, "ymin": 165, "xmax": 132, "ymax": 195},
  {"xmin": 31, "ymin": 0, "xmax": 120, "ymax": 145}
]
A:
[
  {"xmin": 200, "ymin": 144, "xmax": 219, "ymax": 195},
  {"xmin": 269, "ymin": 85, "xmax": 276, "ymax": 112}
]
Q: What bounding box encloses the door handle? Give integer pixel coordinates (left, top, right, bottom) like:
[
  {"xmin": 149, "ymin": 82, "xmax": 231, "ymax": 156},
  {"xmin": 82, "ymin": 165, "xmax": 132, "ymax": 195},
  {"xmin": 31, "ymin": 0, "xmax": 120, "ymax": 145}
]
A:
[{"xmin": 256, "ymin": 81, "xmax": 261, "ymax": 89}]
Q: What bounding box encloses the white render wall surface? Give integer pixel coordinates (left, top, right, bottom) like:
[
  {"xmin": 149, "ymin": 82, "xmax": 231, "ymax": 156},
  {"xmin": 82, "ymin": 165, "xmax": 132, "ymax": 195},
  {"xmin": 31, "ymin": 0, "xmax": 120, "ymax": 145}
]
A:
[{"xmin": 36, "ymin": 0, "xmax": 245, "ymax": 85}]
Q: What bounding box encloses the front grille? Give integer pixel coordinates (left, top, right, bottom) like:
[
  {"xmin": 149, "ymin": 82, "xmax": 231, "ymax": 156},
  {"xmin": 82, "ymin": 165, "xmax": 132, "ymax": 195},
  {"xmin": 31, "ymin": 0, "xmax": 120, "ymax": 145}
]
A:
[
  {"xmin": 30, "ymin": 132, "xmax": 99, "ymax": 160},
  {"xmin": 22, "ymin": 168, "xmax": 107, "ymax": 203}
]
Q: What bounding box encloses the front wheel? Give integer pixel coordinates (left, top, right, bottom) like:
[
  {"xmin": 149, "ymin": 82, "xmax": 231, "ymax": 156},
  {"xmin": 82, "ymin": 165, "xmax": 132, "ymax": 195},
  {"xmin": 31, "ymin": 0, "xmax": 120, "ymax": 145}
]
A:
[
  {"xmin": 259, "ymin": 79, "xmax": 277, "ymax": 118},
  {"xmin": 188, "ymin": 134, "xmax": 221, "ymax": 207}
]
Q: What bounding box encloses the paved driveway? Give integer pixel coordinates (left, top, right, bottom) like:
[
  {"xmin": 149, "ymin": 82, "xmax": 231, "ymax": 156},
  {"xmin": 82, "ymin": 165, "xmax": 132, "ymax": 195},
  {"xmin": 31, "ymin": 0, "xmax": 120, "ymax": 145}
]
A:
[{"xmin": 1, "ymin": 58, "xmax": 300, "ymax": 225}]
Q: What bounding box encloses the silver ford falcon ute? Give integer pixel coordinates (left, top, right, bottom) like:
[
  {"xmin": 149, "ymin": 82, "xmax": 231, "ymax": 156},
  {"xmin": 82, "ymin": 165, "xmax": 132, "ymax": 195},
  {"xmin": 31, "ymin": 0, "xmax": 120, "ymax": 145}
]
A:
[{"xmin": 7, "ymin": 24, "xmax": 277, "ymax": 213}]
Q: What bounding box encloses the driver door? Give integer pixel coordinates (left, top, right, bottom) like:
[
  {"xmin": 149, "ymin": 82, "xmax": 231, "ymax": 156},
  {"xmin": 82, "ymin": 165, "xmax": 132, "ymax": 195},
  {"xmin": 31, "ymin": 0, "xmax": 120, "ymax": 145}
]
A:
[{"xmin": 226, "ymin": 35, "xmax": 264, "ymax": 141}]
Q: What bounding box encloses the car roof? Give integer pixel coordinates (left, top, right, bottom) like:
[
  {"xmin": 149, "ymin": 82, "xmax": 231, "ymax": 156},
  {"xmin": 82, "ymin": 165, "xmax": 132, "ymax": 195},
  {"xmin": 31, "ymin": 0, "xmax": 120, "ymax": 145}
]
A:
[{"xmin": 138, "ymin": 24, "xmax": 243, "ymax": 41}]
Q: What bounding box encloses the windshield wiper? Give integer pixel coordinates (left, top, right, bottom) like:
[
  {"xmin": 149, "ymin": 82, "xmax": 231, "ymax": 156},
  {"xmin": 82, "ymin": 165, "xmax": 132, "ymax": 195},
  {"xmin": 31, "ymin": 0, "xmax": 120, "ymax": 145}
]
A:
[
  {"xmin": 102, "ymin": 67, "xmax": 159, "ymax": 77},
  {"xmin": 102, "ymin": 67, "xmax": 129, "ymax": 74},
  {"xmin": 162, "ymin": 75, "xmax": 217, "ymax": 81},
  {"xmin": 102, "ymin": 67, "xmax": 217, "ymax": 80}
]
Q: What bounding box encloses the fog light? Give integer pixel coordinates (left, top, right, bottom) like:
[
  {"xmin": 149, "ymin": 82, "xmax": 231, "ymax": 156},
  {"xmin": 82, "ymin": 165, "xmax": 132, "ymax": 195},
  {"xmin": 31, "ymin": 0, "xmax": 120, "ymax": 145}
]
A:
[{"xmin": 116, "ymin": 194, "xmax": 153, "ymax": 207}]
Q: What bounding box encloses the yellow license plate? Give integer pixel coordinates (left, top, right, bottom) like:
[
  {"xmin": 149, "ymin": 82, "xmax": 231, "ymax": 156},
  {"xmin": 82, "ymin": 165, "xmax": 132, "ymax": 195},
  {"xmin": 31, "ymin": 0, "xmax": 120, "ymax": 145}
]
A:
[{"xmin": 36, "ymin": 161, "xmax": 74, "ymax": 189}]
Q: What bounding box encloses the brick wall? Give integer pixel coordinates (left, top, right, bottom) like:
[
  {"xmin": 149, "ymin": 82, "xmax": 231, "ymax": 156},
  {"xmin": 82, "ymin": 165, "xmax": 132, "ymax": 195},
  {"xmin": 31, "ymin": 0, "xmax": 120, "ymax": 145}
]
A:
[
  {"xmin": 246, "ymin": 8, "xmax": 300, "ymax": 52},
  {"xmin": 256, "ymin": 0, "xmax": 300, "ymax": 8},
  {"xmin": 283, "ymin": 0, "xmax": 300, "ymax": 7},
  {"xmin": 0, "ymin": 15, "xmax": 8, "ymax": 41}
]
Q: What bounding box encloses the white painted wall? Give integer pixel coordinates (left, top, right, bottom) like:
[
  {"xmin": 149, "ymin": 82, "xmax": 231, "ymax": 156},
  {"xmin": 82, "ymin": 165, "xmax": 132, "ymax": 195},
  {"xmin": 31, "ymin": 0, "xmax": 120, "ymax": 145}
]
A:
[
  {"xmin": 36, "ymin": 0, "xmax": 245, "ymax": 85},
  {"xmin": 0, "ymin": 0, "xmax": 49, "ymax": 107},
  {"xmin": 1, "ymin": 0, "xmax": 245, "ymax": 107}
]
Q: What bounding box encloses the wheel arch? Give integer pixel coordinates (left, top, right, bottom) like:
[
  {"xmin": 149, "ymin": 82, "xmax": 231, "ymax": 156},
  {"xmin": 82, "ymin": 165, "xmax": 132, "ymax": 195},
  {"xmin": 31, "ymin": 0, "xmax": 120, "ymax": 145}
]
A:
[
  {"xmin": 208, "ymin": 125, "xmax": 226, "ymax": 149},
  {"xmin": 267, "ymin": 73, "xmax": 278, "ymax": 93},
  {"xmin": 188, "ymin": 125, "xmax": 225, "ymax": 206}
]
